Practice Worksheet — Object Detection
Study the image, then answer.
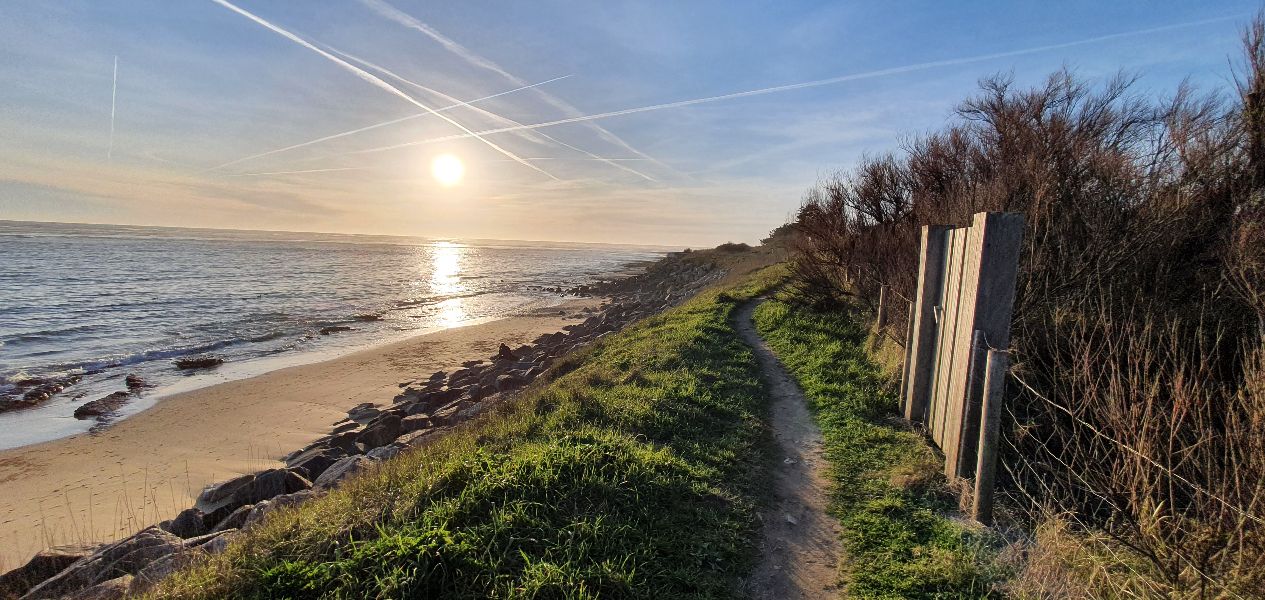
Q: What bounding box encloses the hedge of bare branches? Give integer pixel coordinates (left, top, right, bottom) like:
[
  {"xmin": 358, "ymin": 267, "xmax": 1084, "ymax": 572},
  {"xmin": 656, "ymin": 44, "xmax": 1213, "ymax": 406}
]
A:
[{"xmin": 788, "ymin": 16, "xmax": 1265, "ymax": 597}]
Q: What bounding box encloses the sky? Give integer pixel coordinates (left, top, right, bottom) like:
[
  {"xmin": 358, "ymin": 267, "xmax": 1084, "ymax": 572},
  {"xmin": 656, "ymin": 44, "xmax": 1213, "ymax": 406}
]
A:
[{"xmin": 0, "ymin": 1, "xmax": 1257, "ymax": 247}]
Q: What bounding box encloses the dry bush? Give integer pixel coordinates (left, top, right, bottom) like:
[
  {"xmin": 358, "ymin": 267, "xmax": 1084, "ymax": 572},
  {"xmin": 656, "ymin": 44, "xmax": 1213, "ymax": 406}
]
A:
[{"xmin": 787, "ymin": 14, "xmax": 1265, "ymax": 597}]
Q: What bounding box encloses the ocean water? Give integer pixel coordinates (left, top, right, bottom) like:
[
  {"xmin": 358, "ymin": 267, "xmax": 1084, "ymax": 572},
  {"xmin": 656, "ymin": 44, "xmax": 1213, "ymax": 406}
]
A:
[{"xmin": 0, "ymin": 221, "xmax": 665, "ymax": 449}]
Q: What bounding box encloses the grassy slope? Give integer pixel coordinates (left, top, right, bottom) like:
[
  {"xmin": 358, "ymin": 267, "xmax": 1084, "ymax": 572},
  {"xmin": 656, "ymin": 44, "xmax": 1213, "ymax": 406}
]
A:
[
  {"xmin": 753, "ymin": 298, "xmax": 1004, "ymax": 599},
  {"xmin": 151, "ymin": 269, "xmax": 783, "ymax": 600}
]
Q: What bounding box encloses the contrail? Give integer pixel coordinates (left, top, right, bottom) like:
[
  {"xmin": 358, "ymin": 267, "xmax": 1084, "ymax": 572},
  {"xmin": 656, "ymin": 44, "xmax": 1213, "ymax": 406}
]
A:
[
  {"xmin": 356, "ymin": 0, "xmax": 670, "ymax": 173},
  {"xmin": 108, "ymin": 56, "xmax": 118, "ymax": 160},
  {"xmin": 333, "ymin": 49, "xmax": 659, "ymax": 182},
  {"xmin": 227, "ymin": 167, "xmax": 368, "ymax": 177},
  {"xmin": 210, "ymin": 75, "xmax": 571, "ymax": 171},
  {"xmin": 210, "ymin": 0, "xmax": 556, "ymax": 180},
  {"xmin": 328, "ymin": 13, "xmax": 1244, "ymax": 160}
]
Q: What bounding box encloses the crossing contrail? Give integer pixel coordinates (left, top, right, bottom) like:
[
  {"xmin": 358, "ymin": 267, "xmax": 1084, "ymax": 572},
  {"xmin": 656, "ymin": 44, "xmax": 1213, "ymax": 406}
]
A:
[
  {"xmin": 324, "ymin": 13, "xmax": 1244, "ymax": 160},
  {"xmin": 210, "ymin": 75, "xmax": 571, "ymax": 171},
  {"xmin": 210, "ymin": 0, "xmax": 556, "ymax": 180},
  {"xmin": 334, "ymin": 49, "xmax": 659, "ymax": 182},
  {"xmin": 227, "ymin": 167, "xmax": 368, "ymax": 177},
  {"xmin": 356, "ymin": 0, "xmax": 669, "ymax": 173},
  {"xmin": 108, "ymin": 56, "xmax": 118, "ymax": 160}
]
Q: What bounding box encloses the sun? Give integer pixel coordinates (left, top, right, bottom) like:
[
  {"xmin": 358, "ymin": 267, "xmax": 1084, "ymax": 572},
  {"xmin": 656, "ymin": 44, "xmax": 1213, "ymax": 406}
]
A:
[{"xmin": 431, "ymin": 153, "xmax": 465, "ymax": 187}]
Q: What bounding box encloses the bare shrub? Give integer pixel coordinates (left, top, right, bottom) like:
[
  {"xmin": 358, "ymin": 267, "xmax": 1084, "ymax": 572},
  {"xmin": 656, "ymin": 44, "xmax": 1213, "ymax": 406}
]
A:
[{"xmin": 786, "ymin": 14, "xmax": 1265, "ymax": 596}]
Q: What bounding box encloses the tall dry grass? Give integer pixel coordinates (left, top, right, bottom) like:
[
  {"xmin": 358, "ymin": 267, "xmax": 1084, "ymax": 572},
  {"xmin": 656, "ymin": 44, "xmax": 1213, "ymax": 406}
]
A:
[{"xmin": 787, "ymin": 15, "xmax": 1265, "ymax": 598}]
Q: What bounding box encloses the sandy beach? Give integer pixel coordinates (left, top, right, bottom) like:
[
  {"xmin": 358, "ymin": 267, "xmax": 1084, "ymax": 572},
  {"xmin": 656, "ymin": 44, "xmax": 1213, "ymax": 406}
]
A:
[{"xmin": 0, "ymin": 300, "xmax": 598, "ymax": 570}]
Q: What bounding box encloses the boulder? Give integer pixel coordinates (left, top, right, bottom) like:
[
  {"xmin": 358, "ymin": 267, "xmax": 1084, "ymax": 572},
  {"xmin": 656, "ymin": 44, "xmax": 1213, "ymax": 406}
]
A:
[
  {"xmin": 173, "ymin": 355, "xmax": 223, "ymax": 370},
  {"xmin": 123, "ymin": 374, "xmax": 147, "ymax": 391},
  {"xmin": 195, "ymin": 474, "xmax": 255, "ymax": 512},
  {"xmin": 366, "ymin": 444, "xmax": 403, "ymax": 462},
  {"xmin": 72, "ymin": 392, "xmax": 131, "ymax": 420},
  {"xmin": 22, "ymin": 526, "xmax": 182, "ymax": 599},
  {"xmin": 356, "ymin": 413, "xmax": 402, "ymax": 450},
  {"xmin": 210, "ymin": 504, "xmax": 254, "ymax": 533},
  {"xmin": 62, "ymin": 575, "xmax": 133, "ymax": 600},
  {"xmin": 398, "ymin": 429, "xmax": 439, "ymax": 447},
  {"xmin": 346, "ymin": 403, "xmax": 380, "ymax": 424},
  {"xmin": 0, "ymin": 543, "xmax": 101, "ymax": 599},
  {"xmin": 319, "ymin": 325, "xmax": 353, "ymax": 335},
  {"xmin": 201, "ymin": 530, "xmax": 237, "ymax": 555},
  {"xmin": 324, "ymin": 430, "xmax": 362, "ymax": 454},
  {"xmin": 313, "ymin": 455, "xmax": 373, "ymax": 490},
  {"xmin": 286, "ymin": 446, "xmax": 347, "ymax": 481},
  {"xmin": 495, "ymin": 374, "xmax": 524, "ymax": 392},
  {"xmin": 399, "ymin": 414, "xmax": 431, "ymax": 434},
  {"xmin": 234, "ymin": 468, "xmax": 310, "ymax": 506},
  {"xmin": 160, "ymin": 507, "xmax": 206, "ymax": 539}
]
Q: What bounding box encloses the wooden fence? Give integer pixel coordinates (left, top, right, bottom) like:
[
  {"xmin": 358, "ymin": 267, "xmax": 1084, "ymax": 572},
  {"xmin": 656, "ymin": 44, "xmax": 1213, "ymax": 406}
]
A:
[{"xmin": 898, "ymin": 211, "xmax": 1023, "ymax": 523}]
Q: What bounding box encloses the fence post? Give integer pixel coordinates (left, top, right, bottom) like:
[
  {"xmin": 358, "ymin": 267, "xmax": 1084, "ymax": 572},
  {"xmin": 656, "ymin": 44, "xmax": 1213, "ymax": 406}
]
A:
[
  {"xmin": 903, "ymin": 225, "xmax": 949, "ymax": 423},
  {"xmin": 972, "ymin": 349, "xmax": 1008, "ymax": 525},
  {"xmin": 876, "ymin": 285, "xmax": 889, "ymax": 332},
  {"xmin": 898, "ymin": 302, "xmax": 916, "ymax": 411}
]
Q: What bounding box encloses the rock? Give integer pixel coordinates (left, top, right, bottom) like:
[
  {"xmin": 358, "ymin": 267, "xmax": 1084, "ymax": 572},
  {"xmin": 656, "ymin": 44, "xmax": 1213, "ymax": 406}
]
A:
[
  {"xmin": 173, "ymin": 355, "xmax": 223, "ymax": 370},
  {"xmin": 210, "ymin": 504, "xmax": 254, "ymax": 533},
  {"xmin": 313, "ymin": 455, "xmax": 373, "ymax": 490},
  {"xmin": 63, "ymin": 574, "xmax": 133, "ymax": 599},
  {"xmin": 365, "ymin": 444, "xmax": 403, "ymax": 461},
  {"xmin": 129, "ymin": 548, "xmax": 201, "ymax": 595},
  {"xmin": 319, "ymin": 325, "xmax": 353, "ymax": 335},
  {"xmin": 461, "ymin": 359, "xmax": 484, "ymax": 368},
  {"xmin": 72, "ymin": 392, "xmax": 131, "ymax": 420},
  {"xmin": 428, "ymin": 370, "xmax": 445, "ymax": 381},
  {"xmin": 324, "ymin": 430, "xmax": 362, "ymax": 454},
  {"xmin": 242, "ymin": 489, "xmax": 313, "ymax": 528},
  {"xmin": 123, "ymin": 374, "xmax": 147, "ymax": 390},
  {"xmin": 22, "ymin": 526, "xmax": 182, "ymax": 599},
  {"xmin": 356, "ymin": 413, "xmax": 402, "ymax": 450},
  {"xmin": 231, "ymin": 468, "xmax": 310, "ymax": 506},
  {"xmin": 201, "ymin": 530, "xmax": 237, "ymax": 555},
  {"xmin": 286, "ymin": 446, "xmax": 347, "ymax": 481},
  {"xmin": 195, "ymin": 474, "xmax": 255, "ymax": 512},
  {"xmin": 0, "ymin": 543, "xmax": 101, "ymax": 599},
  {"xmin": 495, "ymin": 374, "xmax": 524, "ymax": 392},
  {"xmin": 399, "ymin": 414, "xmax": 431, "ymax": 434},
  {"xmin": 495, "ymin": 343, "xmax": 517, "ymax": 361},
  {"xmin": 398, "ymin": 429, "xmax": 439, "ymax": 447},
  {"xmin": 430, "ymin": 401, "xmax": 462, "ymax": 426},
  {"xmin": 346, "ymin": 403, "xmax": 380, "ymax": 424},
  {"xmin": 160, "ymin": 507, "xmax": 206, "ymax": 539}
]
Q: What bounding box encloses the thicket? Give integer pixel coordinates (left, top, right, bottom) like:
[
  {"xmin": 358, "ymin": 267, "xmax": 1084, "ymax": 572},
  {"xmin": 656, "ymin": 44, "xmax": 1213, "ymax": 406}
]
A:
[{"xmin": 787, "ymin": 16, "xmax": 1265, "ymax": 597}]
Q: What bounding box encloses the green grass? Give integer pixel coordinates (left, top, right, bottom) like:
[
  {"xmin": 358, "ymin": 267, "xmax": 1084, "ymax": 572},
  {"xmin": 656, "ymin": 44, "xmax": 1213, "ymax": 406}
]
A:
[
  {"xmin": 150, "ymin": 269, "xmax": 784, "ymax": 600},
  {"xmin": 753, "ymin": 297, "xmax": 1006, "ymax": 599}
]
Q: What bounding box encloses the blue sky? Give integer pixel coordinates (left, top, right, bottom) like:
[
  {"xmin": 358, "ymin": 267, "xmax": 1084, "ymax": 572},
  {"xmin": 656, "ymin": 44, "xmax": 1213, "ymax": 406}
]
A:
[{"xmin": 0, "ymin": 1, "xmax": 1255, "ymax": 246}]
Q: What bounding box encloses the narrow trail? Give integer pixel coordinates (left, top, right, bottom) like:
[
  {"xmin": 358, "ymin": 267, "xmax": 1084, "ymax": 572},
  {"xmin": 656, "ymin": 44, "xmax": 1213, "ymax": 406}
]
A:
[{"xmin": 735, "ymin": 299, "xmax": 843, "ymax": 599}]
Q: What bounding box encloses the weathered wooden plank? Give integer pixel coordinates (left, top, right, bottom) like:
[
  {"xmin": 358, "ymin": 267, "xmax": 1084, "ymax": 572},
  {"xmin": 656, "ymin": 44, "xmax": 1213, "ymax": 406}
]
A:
[
  {"xmin": 902, "ymin": 225, "xmax": 948, "ymax": 423},
  {"xmin": 953, "ymin": 212, "xmax": 1024, "ymax": 478},
  {"xmin": 931, "ymin": 228, "xmax": 968, "ymax": 447},
  {"xmin": 942, "ymin": 219, "xmax": 987, "ymax": 478}
]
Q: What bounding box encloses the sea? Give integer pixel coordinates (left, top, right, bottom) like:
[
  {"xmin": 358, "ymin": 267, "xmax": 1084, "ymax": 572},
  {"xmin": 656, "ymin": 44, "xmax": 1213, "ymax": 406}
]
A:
[{"xmin": 0, "ymin": 220, "xmax": 668, "ymax": 450}]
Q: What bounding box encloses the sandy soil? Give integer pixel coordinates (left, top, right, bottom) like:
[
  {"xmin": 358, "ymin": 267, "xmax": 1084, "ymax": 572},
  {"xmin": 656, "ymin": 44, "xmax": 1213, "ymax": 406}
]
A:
[
  {"xmin": 735, "ymin": 299, "xmax": 843, "ymax": 599},
  {"xmin": 0, "ymin": 300, "xmax": 599, "ymax": 570}
]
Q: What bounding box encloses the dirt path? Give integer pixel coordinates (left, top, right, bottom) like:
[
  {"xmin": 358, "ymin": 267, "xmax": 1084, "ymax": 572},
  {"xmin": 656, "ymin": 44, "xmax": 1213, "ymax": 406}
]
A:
[{"xmin": 735, "ymin": 299, "xmax": 843, "ymax": 599}]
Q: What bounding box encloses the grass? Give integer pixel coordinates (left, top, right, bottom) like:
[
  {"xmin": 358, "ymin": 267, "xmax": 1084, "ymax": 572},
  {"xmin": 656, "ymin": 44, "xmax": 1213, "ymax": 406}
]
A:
[
  {"xmin": 148, "ymin": 268, "xmax": 784, "ymax": 600},
  {"xmin": 752, "ymin": 296, "xmax": 1006, "ymax": 598}
]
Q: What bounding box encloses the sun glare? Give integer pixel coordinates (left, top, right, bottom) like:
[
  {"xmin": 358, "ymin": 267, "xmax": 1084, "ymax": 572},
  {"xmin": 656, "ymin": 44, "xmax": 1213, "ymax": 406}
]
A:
[{"xmin": 431, "ymin": 153, "xmax": 465, "ymax": 187}]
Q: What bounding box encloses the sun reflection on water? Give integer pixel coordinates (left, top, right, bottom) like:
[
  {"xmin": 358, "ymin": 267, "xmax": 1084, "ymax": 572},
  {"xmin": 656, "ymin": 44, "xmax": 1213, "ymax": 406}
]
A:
[{"xmin": 430, "ymin": 241, "xmax": 466, "ymax": 327}]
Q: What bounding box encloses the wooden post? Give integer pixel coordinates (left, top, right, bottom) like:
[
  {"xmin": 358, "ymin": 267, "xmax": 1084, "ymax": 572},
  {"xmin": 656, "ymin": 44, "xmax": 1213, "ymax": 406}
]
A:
[
  {"xmin": 903, "ymin": 225, "xmax": 949, "ymax": 424},
  {"xmin": 898, "ymin": 302, "xmax": 916, "ymax": 412},
  {"xmin": 876, "ymin": 285, "xmax": 889, "ymax": 332},
  {"xmin": 972, "ymin": 349, "xmax": 1008, "ymax": 525}
]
